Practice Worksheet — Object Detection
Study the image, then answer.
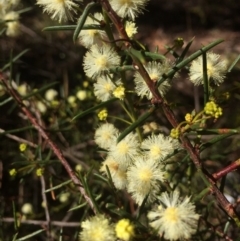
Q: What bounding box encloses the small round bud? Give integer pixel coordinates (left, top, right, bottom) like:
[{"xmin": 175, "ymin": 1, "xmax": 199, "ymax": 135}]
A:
[
  {"xmin": 19, "ymin": 143, "xmax": 27, "ymax": 152},
  {"xmin": 170, "ymin": 128, "xmax": 180, "ymax": 139},
  {"xmin": 98, "ymin": 109, "xmax": 108, "ymax": 121},
  {"xmin": 21, "ymin": 203, "xmax": 33, "ymax": 215}
]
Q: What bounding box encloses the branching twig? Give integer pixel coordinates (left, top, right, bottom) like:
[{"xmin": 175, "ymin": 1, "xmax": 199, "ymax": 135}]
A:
[
  {"xmin": 0, "ymin": 128, "xmax": 38, "ymax": 148},
  {"xmin": 99, "ymin": 0, "xmax": 240, "ymax": 224},
  {"xmin": 213, "ymin": 159, "xmax": 240, "ymax": 180},
  {"xmin": 2, "ymin": 217, "xmax": 80, "ymax": 227},
  {"xmin": 40, "ymin": 176, "xmax": 51, "ymax": 239},
  {"xmin": 0, "ymin": 73, "xmax": 97, "ymax": 214}
]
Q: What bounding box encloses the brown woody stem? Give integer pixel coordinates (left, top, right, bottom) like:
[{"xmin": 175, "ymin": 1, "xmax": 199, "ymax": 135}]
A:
[
  {"xmin": 213, "ymin": 159, "xmax": 240, "ymax": 180},
  {"xmin": 0, "ymin": 73, "xmax": 97, "ymax": 214},
  {"xmin": 99, "ymin": 0, "xmax": 240, "ymax": 224}
]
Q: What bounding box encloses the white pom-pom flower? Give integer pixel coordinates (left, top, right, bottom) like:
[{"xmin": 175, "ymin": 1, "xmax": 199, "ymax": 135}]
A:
[
  {"xmin": 148, "ymin": 190, "xmax": 199, "ymax": 241},
  {"xmin": 83, "ymin": 44, "xmax": 120, "ymax": 79},
  {"xmin": 134, "ymin": 61, "xmax": 174, "ymax": 100},
  {"xmin": 94, "ymin": 123, "xmax": 119, "ymax": 150},
  {"xmin": 127, "ymin": 156, "xmax": 165, "ymax": 205},
  {"xmin": 36, "ymin": 0, "xmax": 81, "ymax": 22},
  {"xmin": 109, "ymin": 0, "xmax": 149, "ymax": 20},
  {"xmin": 189, "ymin": 52, "xmax": 228, "ymax": 86}
]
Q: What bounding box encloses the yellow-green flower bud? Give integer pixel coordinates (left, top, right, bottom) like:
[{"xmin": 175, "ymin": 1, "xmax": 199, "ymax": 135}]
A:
[
  {"xmin": 9, "ymin": 168, "xmax": 17, "ymax": 176},
  {"xmin": 170, "ymin": 128, "xmax": 180, "ymax": 139},
  {"xmin": 185, "ymin": 113, "xmax": 192, "ymax": 123},
  {"xmin": 204, "ymin": 101, "xmax": 222, "ymax": 118},
  {"xmin": 98, "ymin": 109, "xmax": 108, "ymax": 121},
  {"xmin": 36, "ymin": 168, "xmax": 44, "ymax": 176},
  {"xmin": 19, "ymin": 143, "xmax": 27, "ymax": 152},
  {"xmin": 115, "ymin": 219, "xmax": 135, "ymax": 241}
]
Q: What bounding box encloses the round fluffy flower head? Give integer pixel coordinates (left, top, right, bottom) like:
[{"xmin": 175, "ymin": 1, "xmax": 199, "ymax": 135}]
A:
[
  {"xmin": 3, "ymin": 11, "xmax": 20, "ymax": 37},
  {"xmin": 83, "ymin": 44, "xmax": 120, "ymax": 79},
  {"xmin": 189, "ymin": 52, "xmax": 228, "ymax": 86},
  {"xmin": 79, "ymin": 214, "xmax": 116, "ymax": 241},
  {"xmin": 45, "ymin": 89, "xmax": 58, "ymax": 101},
  {"xmin": 125, "ymin": 21, "xmax": 138, "ymax": 38},
  {"xmin": 100, "ymin": 155, "xmax": 128, "ymax": 189},
  {"xmin": 94, "ymin": 75, "xmax": 115, "ymax": 101},
  {"xmin": 36, "ymin": 101, "xmax": 47, "ymax": 113},
  {"xmin": 67, "ymin": 95, "xmax": 77, "ymax": 107},
  {"xmin": 17, "ymin": 83, "xmax": 28, "ymax": 96},
  {"xmin": 115, "ymin": 219, "xmax": 135, "ymax": 241},
  {"xmin": 75, "ymin": 164, "xmax": 82, "ymax": 172},
  {"xmin": 143, "ymin": 121, "xmax": 159, "ymax": 134},
  {"xmin": 142, "ymin": 134, "xmax": 180, "ymax": 162},
  {"xmin": 94, "ymin": 123, "xmax": 119, "ymax": 150},
  {"xmin": 109, "ymin": 132, "xmax": 140, "ymax": 166},
  {"xmin": 59, "ymin": 192, "xmax": 70, "ymax": 203},
  {"xmin": 21, "ymin": 203, "xmax": 33, "ymax": 215},
  {"xmin": 127, "ymin": 157, "xmax": 165, "ymax": 205},
  {"xmin": 36, "ymin": 0, "xmax": 81, "ymax": 22},
  {"xmin": 76, "ymin": 90, "xmax": 88, "ymax": 101},
  {"xmin": 78, "ymin": 13, "xmax": 106, "ymax": 48},
  {"xmin": 134, "ymin": 61, "xmax": 172, "ymax": 100},
  {"xmin": 0, "ymin": 0, "xmax": 19, "ymax": 14},
  {"xmin": 109, "ymin": 0, "xmax": 149, "ymax": 20},
  {"xmin": 148, "ymin": 190, "xmax": 199, "ymax": 241}
]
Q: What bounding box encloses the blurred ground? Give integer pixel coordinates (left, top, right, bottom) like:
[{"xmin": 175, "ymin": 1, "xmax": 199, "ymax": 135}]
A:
[
  {"xmin": 140, "ymin": 0, "xmax": 240, "ymax": 57},
  {"xmin": 136, "ymin": 0, "xmax": 240, "ymax": 99}
]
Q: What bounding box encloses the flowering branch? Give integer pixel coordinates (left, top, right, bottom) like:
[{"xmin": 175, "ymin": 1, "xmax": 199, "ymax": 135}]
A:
[{"xmin": 99, "ymin": 0, "xmax": 240, "ymax": 224}]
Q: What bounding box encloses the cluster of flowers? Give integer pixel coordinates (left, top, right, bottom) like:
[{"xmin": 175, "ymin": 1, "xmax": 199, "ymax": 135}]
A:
[
  {"xmin": 80, "ymin": 215, "xmax": 135, "ymax": 241},
  {"xmin": 79, "ymin": 191, "xmax": 200, "ymax": 241},
  {"xmin": 36, "ymin": 0, "xmax": 177, "ymax": 101},
  {"xmin": 36, "ymin": 0, "xmax": 149, "ymax": 23},
  {"xmin": 36, "ymin": 0, "xmax": 228, "ymax": 104},
  {"xmin": 0, "ymin": 0, "xmax": 21, "ymax": 37},
  {"xmin": 34, "ymin": 0, "xmax": 230, "ymax": 240},
  {"xmin": 95, "ymin": 123, "xmax": 180, "ymax": 204},
  {"xmin": 94, "ymin": 122, "xmax": 200, "ymax": 240},
  {"xmin": 1, "ymin": 79, "xmax": 90, "ymax": 114},
  {"xmin": 8, "ymin": 81, "xmax": 60, "ymax": 114}
]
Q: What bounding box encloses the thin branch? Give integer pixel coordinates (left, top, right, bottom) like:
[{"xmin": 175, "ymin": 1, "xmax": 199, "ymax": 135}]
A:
[
  {"xmin": 213, "ymin": 159, "xmax": 240, "ymax": 180},
  {"xmin": 0, "ymin": 73, "xmax": 97, "ymax": 214},
  {"xmin": 0, "ymin": 127, "xmax": 90, "ymax": 170},
  {"xmin": 40, "ymin": 176, "xmax": 51, "ymax": 239},
  {"xmin": 99, "ymin": 0, "xmax": 129, "ymax": 42},
  {"xmin": 2, "ymin": 217, "xmax": 80, "ymax": 227},
  {"xmin": 35, "ymin": 102, "xmax": 52, "ymax": 239},
  {"xmin": 0, "ymin": 128, "xmax": 38, "ymax": 148}
]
